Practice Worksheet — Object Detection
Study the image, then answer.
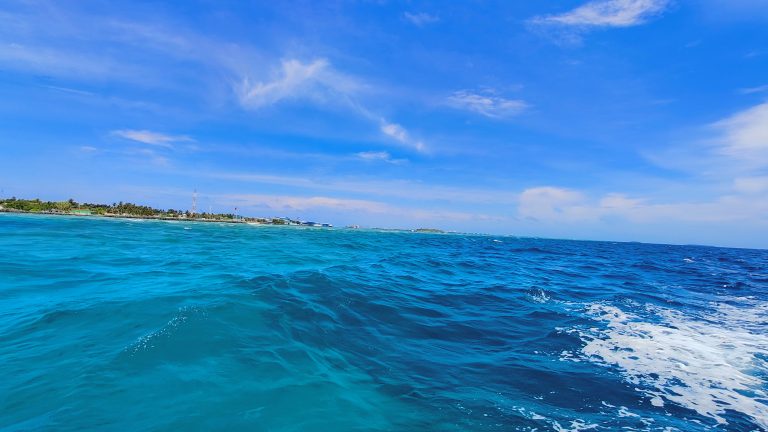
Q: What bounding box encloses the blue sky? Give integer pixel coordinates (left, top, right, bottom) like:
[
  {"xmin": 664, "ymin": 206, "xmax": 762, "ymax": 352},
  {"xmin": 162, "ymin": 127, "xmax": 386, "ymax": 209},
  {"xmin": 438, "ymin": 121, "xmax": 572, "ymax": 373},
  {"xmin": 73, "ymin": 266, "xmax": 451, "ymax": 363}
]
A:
[{"xmin": 1, "ymin": 0, "xmax": 767, "ymax": 248}]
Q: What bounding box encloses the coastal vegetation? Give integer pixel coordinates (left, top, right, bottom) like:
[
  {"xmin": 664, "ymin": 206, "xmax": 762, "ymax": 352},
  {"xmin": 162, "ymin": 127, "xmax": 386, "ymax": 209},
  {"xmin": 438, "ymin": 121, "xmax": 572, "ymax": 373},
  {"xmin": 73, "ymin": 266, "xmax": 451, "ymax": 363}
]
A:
[
  {"xmin": 0, "ymin": 197, "xmax": 275, "ymax": 224},
  {"xmin": 412, "ymin": 228, "xmax": 445, "ymax": 233}
]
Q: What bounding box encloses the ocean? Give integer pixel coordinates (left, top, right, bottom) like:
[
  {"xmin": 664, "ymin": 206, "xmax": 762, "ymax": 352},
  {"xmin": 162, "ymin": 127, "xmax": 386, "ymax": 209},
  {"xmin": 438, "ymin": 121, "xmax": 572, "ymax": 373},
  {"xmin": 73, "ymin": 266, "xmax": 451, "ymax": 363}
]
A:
[{"xmin": 1, "ymin": 213, "xmax": 766, "ymax": 431}]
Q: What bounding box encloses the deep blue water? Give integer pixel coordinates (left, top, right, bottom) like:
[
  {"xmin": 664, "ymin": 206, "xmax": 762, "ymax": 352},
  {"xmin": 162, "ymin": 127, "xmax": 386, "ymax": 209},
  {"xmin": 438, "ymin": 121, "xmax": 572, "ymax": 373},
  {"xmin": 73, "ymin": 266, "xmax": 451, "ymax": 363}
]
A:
[{"xmin": 1, "ymin": 213, "xmax": 767, "ymax": 431}]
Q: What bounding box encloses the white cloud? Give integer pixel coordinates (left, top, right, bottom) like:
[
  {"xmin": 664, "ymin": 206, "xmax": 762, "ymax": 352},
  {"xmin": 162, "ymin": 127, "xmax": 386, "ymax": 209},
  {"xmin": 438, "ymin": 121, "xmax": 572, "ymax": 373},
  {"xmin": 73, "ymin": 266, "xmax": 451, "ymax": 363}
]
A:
[
  {"xmin": 357, "ymin": 151, "xmax": 390, "ymax": 161},
  {"xmin": 235, "ymin": 58, "xmax": 428, "ymax": 153},
  {"xmin": 381, "ymin": 123, "xmax": 407, "ymax": 142},
  {"xmin": 380, "ymin": 122, "xmax": 426, "ymax": 152},
  {"xmin": 447, "ymin": 90, "xmax": 528, "ymax": 119},
  {"xmin": 1, "ymin": 5, "xmax": 431, "ymax": 155},
  {"xmin": 112, "ymin": 129, "xmax": 192, "ymax": 148},
  {"xmin": 598, "ymin": 193, "xmax": 645, "ymax": 209},
  {"xmin": 403, "ymin": 12, "xmax": 440, "ymax": 26},
  {"xmin": 532, "ymin": 0, "xmax": 670, "ymax": 27},
  {"xmin": 236, "ymin": 58, "xmax": 358, "ymax": 108},
  {"xmin": 518, "ymin": 187, "xmax": 587, "ymax": 220},
  {"xmin": 711, "ymin": 102, "xmax": 768, "ymax": 165},
  {"xmin": 733, "ymin": 176, "xmax": 768, "ymax": 194},
  {"xmin": 517, "ymin": 186, "xmax": 768, "ymax": 225},
  {"xmin": 356, "ymin": 151, "xmax": 406, "ymax": 164},
  {"xmin": 646, "ymin": 101, "xmax": 768, "ymax": 176}
]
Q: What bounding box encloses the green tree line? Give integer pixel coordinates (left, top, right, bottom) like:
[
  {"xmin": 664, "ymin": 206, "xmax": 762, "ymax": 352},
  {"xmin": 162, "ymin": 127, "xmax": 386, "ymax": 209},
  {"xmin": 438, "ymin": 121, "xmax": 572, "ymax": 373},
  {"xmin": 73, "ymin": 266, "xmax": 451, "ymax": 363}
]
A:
[{"xmin": 0, "ymin": 197, "xmax": 271, "ymax": 223}]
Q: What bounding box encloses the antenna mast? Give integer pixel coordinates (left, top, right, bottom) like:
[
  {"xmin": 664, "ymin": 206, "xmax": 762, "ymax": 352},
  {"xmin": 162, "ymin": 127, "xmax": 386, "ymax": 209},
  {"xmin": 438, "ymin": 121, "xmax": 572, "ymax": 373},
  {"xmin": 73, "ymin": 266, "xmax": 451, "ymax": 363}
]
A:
[{"xmin": 191, "ymin": 189, "xmax": 198, "ymax": 217}]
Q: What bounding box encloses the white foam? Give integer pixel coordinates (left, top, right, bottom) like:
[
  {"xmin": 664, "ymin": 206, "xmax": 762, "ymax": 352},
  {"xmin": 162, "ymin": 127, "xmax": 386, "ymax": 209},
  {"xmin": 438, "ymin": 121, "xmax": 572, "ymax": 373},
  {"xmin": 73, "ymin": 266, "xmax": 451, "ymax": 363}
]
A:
[
  {"xmin": 529, "ymin": 288, "xmax": 551, "ymax": 303},
  {"xmin": 552, "ymin": 419, "xmax": 599, "ymax": 431},
  {"xmin": 577, "ymin": 301, "xmax": 768, "ymax": 428}
]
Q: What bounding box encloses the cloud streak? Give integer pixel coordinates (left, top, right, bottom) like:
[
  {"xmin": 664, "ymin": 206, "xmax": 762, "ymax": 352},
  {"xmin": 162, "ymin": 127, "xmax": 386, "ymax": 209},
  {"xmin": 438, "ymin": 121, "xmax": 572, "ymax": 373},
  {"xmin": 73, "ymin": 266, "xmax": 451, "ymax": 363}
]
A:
[
  {"xmin": 738, "ymin": 84, "xmax": 768, "ymax": 95},
  {"xmin": 711, "ymin": 102, "xmax": 768, "ymax": 168},
  {"xmin": 235, "ymin": 57, "xmax": 427, "ymax": 152},
  {"xmin": 226, "ymin": 194, "xmax": 391, "ymax": 213},
  {"xmin": 188, "ymin": 170, "xmax": 519, "ymax": 205},
  {"xmin": 517, "ymin": 186, "xmax": 768, "ymax": 225},
  {"xmin": 112, "ymin": 129, "xmax": 193, "ymax": 148},
  {"xmin": 645, "ymin": 101, "xmax": 768, "ymax": 180},
  {"xmin": 356, "ymin": 151, "xmax": 406, "ymax": 164},
  {"xmin": 531, "ymin": 0, "xmax": 670, "ymax": 28},
  {"xmin": 403, "ymin": 12, "xmax": 440, "ymax": 26},
  {"xmin": 447, "ymin": 90, "xmax": 528, "ymax": 119},
  {"xmin": 1, "ymin": 4, "xmax": 429, "ymax": 155},
  {"xmin": 0, "ymin": 42, "xmax": 138, "ymax": 80},
  {"xmin": 380, "ymin": 122, "xmax": 426, "ymax": 152},
  {"xmin": 222, "ymin": 193, "xmax": 499, "ymax": 223},
  {"xmin": 235, "ymin": 58, "xmax": 362, "ymax": 109}
]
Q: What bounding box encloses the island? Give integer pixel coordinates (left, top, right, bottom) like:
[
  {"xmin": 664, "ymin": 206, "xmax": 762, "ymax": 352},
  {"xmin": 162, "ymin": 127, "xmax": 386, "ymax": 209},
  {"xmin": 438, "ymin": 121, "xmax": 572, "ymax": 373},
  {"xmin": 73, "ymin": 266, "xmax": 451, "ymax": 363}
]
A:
[{"xmin": 0, "ymin": 197, "xmax": 331, "ymax": 227}]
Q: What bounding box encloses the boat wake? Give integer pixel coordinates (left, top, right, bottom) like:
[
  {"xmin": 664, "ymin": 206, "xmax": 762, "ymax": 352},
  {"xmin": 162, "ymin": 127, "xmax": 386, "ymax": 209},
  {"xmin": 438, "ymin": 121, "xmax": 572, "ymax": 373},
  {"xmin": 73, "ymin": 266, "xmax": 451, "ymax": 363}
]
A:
[{"xmin": 569, "ymin": 299, "xmax": 768, "ymax": 429}]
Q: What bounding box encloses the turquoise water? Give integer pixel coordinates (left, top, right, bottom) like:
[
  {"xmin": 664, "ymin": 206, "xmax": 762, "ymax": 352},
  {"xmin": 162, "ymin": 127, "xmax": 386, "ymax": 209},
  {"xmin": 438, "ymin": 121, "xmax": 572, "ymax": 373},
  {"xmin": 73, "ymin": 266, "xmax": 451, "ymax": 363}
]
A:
[{"xmin": 1, "ymin": 213, "xmax": 767, "ymax": 431}]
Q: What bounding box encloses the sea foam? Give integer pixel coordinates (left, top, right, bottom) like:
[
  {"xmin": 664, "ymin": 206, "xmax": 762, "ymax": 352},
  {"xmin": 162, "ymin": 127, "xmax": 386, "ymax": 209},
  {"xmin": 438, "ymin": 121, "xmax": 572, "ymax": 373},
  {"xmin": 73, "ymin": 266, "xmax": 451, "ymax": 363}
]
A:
[{"xmin": 578, "ymin": 300, "xmax": 768, "ymax": 428}]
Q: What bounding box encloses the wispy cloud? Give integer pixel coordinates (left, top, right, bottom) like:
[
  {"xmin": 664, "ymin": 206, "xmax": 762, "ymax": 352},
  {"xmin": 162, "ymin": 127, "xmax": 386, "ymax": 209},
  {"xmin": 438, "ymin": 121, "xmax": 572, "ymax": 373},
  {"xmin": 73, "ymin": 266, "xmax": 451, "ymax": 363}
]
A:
[
  {"xmin": 356, "ymin": 151, "xmax": 406, "ymax": 164},
  {"xmin": 1, "ymin": 4, "xmax": 430, "ymax": 154},
  {"xmin": 79, "ymin": 146, "xmax": 99, "ymax": 153},
  {"xmin": 447, "ymin": 90, "xmax": 528, "ymax": 119},
  {"xmin": 380, "ymin": 122, "xmax": 426, "ymax": 152},
  {"xmin": 112, "ymin": 129, "xmax": 193, "ymax": 148},
  {"xmin": 711, "ymin": 102, "xmax": 768, "ymax": 167},
  {"xmin": 235, "ymin": 57, "xmax": 427, "ymax": 152},
  {"xmin": 190, "ymin": 170, "xmax": 518, "ymax": 205},
  {"xmin": 403, "ymin": 12, "xmax": 440, "ymax": 26},
  {"xmin": 129, "ymin": 148, "xmax": 171, "ymax": 167},
  {"xmin": 531, "ymin": 0, "xmax": 670, "ymax": 28},
  {"xmin": 517, "ymin": 186, "xmax": 768, "ymax": 225},
  {"xmin": 738, "ymin": 84, "xmax": 768, "ymax": 95},
  {"xmin": 0, "ymin": 42, "xmax": 137, "ymax": 80},
  {"xmin": 42, "ymin": 85, "xmax": 97, "ymax": 97},
  {"xmin": 81, "ymin": 143, "xmax": 172, "ymax": 166},
  {"xmin": 645, "ymin": 100, "xmax": 768, "ymax": 180},
  {"xmin": 226, "ymin": 194, "xmax": 391, "ymax": 213},
  {"xmin": 733, "ymin": 176, "xmax": 768, "ymax": 194},
  {"xmin": 223, "ymin": 193, "xmax": 499, "ymax": 223},
  {"xmin": 0, "ymin": 6, "xmax": 232, "ymax": 86},
  {"xmin": 235, "ymin": 58, "xmax": 361, "ymax": 108},
  {"xmin": 518, "ymin": 187, "xmax": 586, "ymax": 221}
]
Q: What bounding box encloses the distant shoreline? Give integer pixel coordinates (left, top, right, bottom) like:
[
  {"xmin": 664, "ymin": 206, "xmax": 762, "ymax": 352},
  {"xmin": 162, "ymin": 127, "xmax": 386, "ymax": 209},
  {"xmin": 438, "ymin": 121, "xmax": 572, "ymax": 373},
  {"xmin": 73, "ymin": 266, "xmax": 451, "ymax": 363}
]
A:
[
  {"xmin": 0, "ymin": 209, "xmax": 450, "ymax": 234},
  {"xmin": 0, "ymin": 197, "xmax": 333, "ymax": 227},
  {"xmin": 0, "ymin": 208, "xmax": 249, "ymax": 224},
  {"xmin": 0, "ymin": 198, "xmax": 447, "ymax": 232}
]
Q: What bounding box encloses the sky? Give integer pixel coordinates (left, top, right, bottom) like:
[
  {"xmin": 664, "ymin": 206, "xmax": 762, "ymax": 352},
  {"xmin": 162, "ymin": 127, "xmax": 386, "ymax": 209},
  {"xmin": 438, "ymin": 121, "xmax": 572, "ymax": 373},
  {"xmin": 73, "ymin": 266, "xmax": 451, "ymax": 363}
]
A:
[{"xmin": 1, "ymin": 0, "xmax": 768, "ymax": 248}]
